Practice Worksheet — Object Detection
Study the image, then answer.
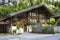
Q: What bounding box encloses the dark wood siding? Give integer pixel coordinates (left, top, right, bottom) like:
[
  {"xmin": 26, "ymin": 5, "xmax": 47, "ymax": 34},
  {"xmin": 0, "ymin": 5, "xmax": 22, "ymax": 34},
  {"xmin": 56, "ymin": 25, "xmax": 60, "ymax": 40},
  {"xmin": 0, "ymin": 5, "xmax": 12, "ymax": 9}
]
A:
[{"xmin": 0, "ymin": 24, "xmax": 9, "ymax": 33}]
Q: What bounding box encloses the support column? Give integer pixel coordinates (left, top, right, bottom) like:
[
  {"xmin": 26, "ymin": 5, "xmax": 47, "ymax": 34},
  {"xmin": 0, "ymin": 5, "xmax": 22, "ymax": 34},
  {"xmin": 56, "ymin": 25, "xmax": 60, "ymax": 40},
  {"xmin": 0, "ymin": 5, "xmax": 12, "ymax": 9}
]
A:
[{"xmin": 26, "ymin": 12, "xmax": 28, "ymax": 32}]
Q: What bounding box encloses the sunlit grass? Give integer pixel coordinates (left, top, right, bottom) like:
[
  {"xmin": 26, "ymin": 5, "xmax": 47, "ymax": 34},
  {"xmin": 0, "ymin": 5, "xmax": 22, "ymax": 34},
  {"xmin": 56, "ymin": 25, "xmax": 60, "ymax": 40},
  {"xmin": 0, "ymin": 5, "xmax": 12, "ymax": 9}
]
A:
[{"xmin": 0, "ymin": 33, "xmax": 12, "ymax": 36}]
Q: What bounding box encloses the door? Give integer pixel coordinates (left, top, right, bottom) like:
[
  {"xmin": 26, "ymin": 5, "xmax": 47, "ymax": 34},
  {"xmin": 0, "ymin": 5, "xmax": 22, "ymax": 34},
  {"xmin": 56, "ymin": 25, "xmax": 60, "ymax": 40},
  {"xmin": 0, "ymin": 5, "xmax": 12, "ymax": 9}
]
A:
[{"xmin": 24, "ymin": 24, "xmax": 27, "ymax": 32}]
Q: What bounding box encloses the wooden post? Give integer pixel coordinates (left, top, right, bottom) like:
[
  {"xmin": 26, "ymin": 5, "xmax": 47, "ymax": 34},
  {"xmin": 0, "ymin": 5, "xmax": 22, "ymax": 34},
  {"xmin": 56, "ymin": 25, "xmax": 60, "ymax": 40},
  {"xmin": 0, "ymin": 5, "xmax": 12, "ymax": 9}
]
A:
[
  {"xmin": 9, "ymin": 17, "xmax": 13, "ymax": 34},
  {"xmin": 26, "ymin": 12, "xmax": 29, "ymax": 25},
  {"xmin": 38, "ymin": 9, "xmax": 40, "ymax": 24}
]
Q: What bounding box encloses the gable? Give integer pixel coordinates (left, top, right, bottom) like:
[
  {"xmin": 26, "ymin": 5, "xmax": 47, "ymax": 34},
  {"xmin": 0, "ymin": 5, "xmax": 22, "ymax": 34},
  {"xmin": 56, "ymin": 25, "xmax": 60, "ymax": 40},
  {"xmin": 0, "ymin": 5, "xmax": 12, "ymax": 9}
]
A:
[{"xmin": 0, "ymin": 5, "xmax": 53, "ymax": 21}]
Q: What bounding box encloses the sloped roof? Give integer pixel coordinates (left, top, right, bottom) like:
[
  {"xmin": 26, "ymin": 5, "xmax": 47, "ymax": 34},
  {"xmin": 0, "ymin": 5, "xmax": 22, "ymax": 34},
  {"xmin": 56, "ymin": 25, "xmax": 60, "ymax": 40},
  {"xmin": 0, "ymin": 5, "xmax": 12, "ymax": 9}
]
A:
[
  {"xmin": 0, "ymin": 4, "xmax": 52, "ymax": 21},
  {"xmin": 52, "ymin": 13, "xmax": 60, "ymax": 17}
]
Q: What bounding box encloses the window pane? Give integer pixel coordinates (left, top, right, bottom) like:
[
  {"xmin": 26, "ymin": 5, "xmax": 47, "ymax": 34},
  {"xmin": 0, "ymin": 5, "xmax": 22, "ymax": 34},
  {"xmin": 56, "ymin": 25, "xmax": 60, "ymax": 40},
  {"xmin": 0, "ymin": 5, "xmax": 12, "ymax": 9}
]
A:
[
  {"xmin": 32, "ymin": 12, "xmax": 36, "ymax": 16},
  {"xmin": 29, "ymin": 12, "xmax": 36, "ymax": 16},
  {"xmin": 30, "ymin": 19, "xmax": 36, "ymax": 22}
]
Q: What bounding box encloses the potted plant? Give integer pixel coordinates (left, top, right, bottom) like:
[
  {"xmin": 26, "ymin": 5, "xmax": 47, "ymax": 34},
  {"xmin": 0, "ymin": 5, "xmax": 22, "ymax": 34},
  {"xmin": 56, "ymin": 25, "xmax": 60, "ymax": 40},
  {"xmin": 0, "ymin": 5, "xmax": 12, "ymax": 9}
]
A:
[
  {"xmin": 19, "ymin": 24, "xmax": 24, "ymax": 33},
  {"xmin": 13, "ymin": 29, "xmax": 16, "ymax": 35},
  {"xmin": 16, "ymin": 23, "xmax": 24, "ymax": 34}
]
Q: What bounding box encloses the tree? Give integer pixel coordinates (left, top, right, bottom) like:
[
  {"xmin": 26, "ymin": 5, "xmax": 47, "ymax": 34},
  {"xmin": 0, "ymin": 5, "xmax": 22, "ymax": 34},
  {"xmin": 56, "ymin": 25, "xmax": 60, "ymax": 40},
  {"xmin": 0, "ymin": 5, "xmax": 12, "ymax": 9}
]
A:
[{"xmin": 0, "ymin": 0, "xmax": 60, "ymax": 18}]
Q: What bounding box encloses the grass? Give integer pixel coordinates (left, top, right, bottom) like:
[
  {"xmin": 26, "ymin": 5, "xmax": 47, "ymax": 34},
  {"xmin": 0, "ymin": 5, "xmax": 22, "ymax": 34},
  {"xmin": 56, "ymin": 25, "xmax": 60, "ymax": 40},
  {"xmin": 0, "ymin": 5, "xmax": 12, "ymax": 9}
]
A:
[{"xmin": 0, "ymin": 33, "xmax": 12, "ymax": 36}]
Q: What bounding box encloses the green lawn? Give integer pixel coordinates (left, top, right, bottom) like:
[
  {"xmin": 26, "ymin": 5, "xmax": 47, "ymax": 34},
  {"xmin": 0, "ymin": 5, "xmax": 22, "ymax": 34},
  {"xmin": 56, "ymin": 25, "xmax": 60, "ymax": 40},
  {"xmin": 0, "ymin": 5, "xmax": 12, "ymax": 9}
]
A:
[{"xmin": 0, "ymin": 33, "xmax": 12, "ymax": 36}]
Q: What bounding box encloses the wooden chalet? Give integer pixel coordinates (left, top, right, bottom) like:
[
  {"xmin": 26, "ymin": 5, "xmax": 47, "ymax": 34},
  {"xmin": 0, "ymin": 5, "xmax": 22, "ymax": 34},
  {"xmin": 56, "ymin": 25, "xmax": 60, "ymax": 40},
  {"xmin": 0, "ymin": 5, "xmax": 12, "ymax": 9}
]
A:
[{"xmin": 0, "ymin": 5, "xmax": 52, "ymax": 33}]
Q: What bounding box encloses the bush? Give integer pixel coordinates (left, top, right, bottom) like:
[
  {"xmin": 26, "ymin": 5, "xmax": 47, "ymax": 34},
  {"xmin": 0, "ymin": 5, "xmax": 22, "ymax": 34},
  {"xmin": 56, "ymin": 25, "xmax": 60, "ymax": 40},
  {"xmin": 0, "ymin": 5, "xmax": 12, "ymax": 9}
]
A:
[
  {"xmin": 16, "ymin": 23, "xmax": 23, "ymax": 29},
  {"xmin": 57, "ymin": 20, "xmax": 60, "ymax": 26},
  {"xmin": 55, "ymin": 30, "xmax": 60, "ymax": 33},
  {"xmin": 31, "ymin": 25, "xmax": 34, "ymax": 29},
  {"xmin": 42, "ymin": 26, "xmax": 48, "ymax": 31},
  {"xmin": 13, "ymin": 29, "xmax": 16, "ymax": 33},
  {"xmin": 0, "ymin": 0, "xmax": 31, "ymax": 18}
]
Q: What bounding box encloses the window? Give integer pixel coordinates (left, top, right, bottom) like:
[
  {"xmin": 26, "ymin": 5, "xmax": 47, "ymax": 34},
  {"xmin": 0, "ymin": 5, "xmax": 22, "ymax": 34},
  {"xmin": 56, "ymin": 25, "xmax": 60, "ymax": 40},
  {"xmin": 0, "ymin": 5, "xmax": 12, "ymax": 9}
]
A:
[
  {"xmin": 32, "ymin": 13, "xmax": 36, "ymax": 16},
  {"xmin": 30, "ymin": 19, "xmax": 36, "ymax": 22},
  {"xmin": 30, "ymin": 12, "xmax": 36, "ymax": 16},
  {"xmin": 5, "ymin": 0, "xmax": 9, "ymax": 4},
  {"xmin": 11, "ymin": 17, "xmax": 18, "ymax": 23}
]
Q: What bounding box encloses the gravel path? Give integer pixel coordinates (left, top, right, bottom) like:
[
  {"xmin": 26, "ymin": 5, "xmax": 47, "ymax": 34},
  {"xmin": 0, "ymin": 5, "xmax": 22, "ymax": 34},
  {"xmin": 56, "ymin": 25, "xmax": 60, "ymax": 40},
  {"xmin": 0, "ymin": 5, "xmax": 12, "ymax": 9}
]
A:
[{"xmin": 0, "ymin": 33, "xmax": 60, "ymax": 40}]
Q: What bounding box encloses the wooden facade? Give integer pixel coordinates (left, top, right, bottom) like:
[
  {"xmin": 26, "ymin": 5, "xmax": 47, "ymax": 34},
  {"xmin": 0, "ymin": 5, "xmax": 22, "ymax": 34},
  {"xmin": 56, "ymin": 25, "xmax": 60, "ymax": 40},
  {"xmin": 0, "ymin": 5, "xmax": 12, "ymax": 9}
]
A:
[
  {"xmin": 0, "ymin": 5, "xmax": 52, "ymax": 33},
  {"xmin": 0, "ymin": 22, "xmax": 9, "ymax": 33}
]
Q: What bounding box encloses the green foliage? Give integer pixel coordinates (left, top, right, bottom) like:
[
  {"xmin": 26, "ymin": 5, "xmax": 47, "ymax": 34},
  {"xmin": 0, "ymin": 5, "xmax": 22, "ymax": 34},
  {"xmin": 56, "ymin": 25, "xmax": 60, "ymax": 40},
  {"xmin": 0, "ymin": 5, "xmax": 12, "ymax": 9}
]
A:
[
  {"xmin": 16, "ymin": 24, "xmax": 20, "ymax": 29},
  {"xmin": 57, "ymin": 21, "xmax": 60, "ymax": 26},
  {"xmin": 0, "ymin": 0, "xmax": 31, "ymax": 18},
  {"xmin": 47, "ymin": 1, "xmax": 60, "ymax": 14},
  {"xmin": 50, "ymin": 18, "xmax": 55, "ymax": 23},
  {"xmin": 42, "ymin": 26, "xmax": 48, "ymax": 31},
  {"xmin": 55, "ymin": 30, "xmax": 60, "ymax": 33},
  {"xmin": 31, "ymin": 25, "xmax": 34, "ymax": 29},
  {"xmin": 16, "ymin": 23, "xmax": 23, "ymax": 29},
  {"xmin": 13, "ymin": 29, "xmax": 16, "ymax": 33},
  {"xmin": 0, "ymin": 5, "xmax": 12, "ymax": 18},
  {"xmin": 42, "ymin": 23, "xmax": 48, "ymax": 27},
  {"xmin": 0, "ymin": 0, "xmax": 60, "ymax": 18},
  {"xmin": 42, "ymin": 22, "xmax": 48, "ymax": 31},
  {"xmin": 47, "ymin": 17, "xmax": 55, "ymax": 26},
  {"xmin": 0, "ymin": 33, "xmax": 12, "ymax": 36},
  {"xmin": 30, "ymin": 22, "xmax": 37, "ymax": 25}
]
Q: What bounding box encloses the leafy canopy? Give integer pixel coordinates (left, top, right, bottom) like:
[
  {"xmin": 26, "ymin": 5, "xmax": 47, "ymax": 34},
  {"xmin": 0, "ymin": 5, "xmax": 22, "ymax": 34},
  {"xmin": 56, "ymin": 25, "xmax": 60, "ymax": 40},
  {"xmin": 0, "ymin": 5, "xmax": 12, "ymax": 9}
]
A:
[{"xmin": 0, "ymin": 0, "xmax": 60, "ymax": 18}]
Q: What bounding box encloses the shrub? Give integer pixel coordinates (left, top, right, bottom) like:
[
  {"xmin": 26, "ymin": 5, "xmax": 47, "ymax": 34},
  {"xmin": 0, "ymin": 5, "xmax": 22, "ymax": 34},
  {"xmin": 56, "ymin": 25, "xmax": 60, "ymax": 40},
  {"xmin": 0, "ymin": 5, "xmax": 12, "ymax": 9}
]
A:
[
  {"xmin": 13, "ymin": 29, "xmax": 16, "ymax": 33},
  {"xmin": 55, "ymin": 30, "xmax": 60, "ymax": 33},
  {"xmin": 16, "ymin": 23, "xmax": 23, "ymax": 29},
  {"xmin": 29, "ymin": 22, "xmax": 37, "ymax": 25},
  {"xmin": 56, "ymin": 20, "xmax": 60, "ymax": 26},
  {"xmin": 42, "ymin": 26, "xmax": 48, "ymax": 31},
  {"xmin": 31, "ymin": 25, "xmax": 34, "ymax": 29}
]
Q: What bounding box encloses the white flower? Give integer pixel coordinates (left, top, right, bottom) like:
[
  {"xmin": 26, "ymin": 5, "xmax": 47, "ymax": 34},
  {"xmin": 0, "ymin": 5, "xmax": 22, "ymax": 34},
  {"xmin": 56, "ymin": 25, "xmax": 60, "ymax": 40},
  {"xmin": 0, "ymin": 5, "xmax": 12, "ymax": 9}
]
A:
[{"xmin": 9, "ymin": 2, "xmax": 13, "ymax": 6}]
